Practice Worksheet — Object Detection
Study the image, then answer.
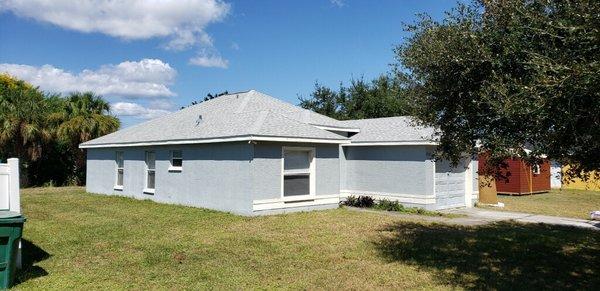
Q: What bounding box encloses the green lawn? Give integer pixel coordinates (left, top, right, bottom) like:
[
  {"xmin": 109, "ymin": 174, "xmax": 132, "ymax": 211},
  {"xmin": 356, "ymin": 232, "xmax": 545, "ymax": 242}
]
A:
[
  {"xmin": 490, "ymin": 189, "xmax": 600, "ymax": 219},
  {"xmin": 15, "ymin": 187, "xmax": 600, "ymax": 289}
]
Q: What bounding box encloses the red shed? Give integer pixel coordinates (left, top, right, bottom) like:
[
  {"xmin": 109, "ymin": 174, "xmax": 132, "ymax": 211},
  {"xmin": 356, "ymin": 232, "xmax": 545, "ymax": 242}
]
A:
[{"xmin": 479, "ymin": 156, "xmax": 551, "ymax": 195}]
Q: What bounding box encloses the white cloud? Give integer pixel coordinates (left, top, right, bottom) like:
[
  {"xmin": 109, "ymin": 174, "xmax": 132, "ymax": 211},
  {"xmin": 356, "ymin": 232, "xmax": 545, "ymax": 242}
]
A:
[
  {"xmin": 0, "ymin": 0, "xmax": 230, "ymax": 51},
  {"xmin": 111, "ymin": 102, "xmax": 171, "ymax": 120},
  {"xmin": 189, "ymin": 50, "xmax": 229, "ymax": 68},
  {"xmin": 0, "ymin": 59, "xmax": 176, "ymax": 98},
  {"xmin": 330, "ymin": 0, "xmax": 345, "ymax": 7}
]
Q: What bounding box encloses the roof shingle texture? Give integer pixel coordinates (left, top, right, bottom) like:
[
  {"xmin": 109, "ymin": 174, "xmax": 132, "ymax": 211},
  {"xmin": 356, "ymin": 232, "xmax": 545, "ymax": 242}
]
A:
[
  {"xmin": 81, "ymin": 90, "xmax": 437, "ymax": 147},
  {"xmin": 82, "ymin": 90, "xmax": 349, "ymax": 146},
  {"xmin": 340, "ymin": 116, "xmax": 436, "ymax": 143}
]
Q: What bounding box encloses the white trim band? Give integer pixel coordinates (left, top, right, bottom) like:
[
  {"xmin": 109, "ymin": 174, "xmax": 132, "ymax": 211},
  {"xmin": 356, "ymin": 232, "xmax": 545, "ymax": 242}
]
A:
[
  {"xmin": 252, "ymin": 194, "xmax": 340, "ymax": 211},
  {"xmin": 80, "ymin": 135, "xmax": 350, "ymax": 148},
  {"xmin": 342, "ymin": 141, "xmax": 438, "ymax": 146}
]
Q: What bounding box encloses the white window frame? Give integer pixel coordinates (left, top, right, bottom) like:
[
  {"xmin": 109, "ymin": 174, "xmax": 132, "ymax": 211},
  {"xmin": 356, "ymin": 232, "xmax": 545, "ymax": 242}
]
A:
[
  {"xmin": 114, "ymin": 151, "xmax": 124, "ymax": 190},
  {"xmin": 281, "ymin": 146, "xmax": 316, "ymax": 201},
  {"xmin": 144, "ymin": 151, "xmax": 156, "ymax": 194},
  {"xmin": 532, "ymin": 164, "xmax": 541, "ymax": 175},
  {"xmin": 169, "ymin": 150, "xmax": 183, "ymax": 172}
]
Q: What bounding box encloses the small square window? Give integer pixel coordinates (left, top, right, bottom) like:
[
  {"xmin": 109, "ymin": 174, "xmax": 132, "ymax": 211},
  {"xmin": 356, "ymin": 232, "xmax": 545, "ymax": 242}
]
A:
[
  {"xmin": 532, "ymin": 164, "xmax": 541, "ymax": 175},
  {"xmin": 171, "ymin": 150, "xmax": 183, "ymax": 169}
]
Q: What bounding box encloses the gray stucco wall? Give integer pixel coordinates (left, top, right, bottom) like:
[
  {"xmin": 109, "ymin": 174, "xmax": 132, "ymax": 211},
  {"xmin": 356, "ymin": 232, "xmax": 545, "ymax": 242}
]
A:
[
  {"xmin": 86, "ymin": 142, "xmax": 254, "ymax": 215},
  {"xmin": 342, "ymin": 145, "xmax": 434, "ymax": 195},
  {"xmin": 86, "ymin": 141, "xmax": 341, "ymax": 215},
  {"xmin": 249, "ymin": 142, "xmax": 341, "ymax": 201}
]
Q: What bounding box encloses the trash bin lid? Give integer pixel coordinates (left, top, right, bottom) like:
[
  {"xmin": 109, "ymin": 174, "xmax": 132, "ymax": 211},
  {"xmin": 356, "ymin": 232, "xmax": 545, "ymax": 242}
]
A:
[
  {"xmin": 0, "ymin": 211, "xmax": 25, "ymax": 224},
  {"xmin": 0, "ymin": 211, "xmax": 21, "ymax": 219}
]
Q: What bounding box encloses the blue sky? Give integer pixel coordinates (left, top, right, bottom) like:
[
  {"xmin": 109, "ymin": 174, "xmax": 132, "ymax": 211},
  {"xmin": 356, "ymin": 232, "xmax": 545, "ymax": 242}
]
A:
[{"xmin": 0, "ymin": 0, "xmax": 456, "ymax": 127}]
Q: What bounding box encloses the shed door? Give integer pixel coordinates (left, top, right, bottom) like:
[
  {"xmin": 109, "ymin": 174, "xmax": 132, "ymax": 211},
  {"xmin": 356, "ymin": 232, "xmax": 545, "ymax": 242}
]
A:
[{"xmin": 435, "ymin": 160, "xmax": 466, "ymax": 209}]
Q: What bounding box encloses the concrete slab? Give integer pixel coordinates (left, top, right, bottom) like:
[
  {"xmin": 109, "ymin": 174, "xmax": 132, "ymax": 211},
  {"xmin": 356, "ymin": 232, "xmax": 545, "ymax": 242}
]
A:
[
  {"xmin": 345, "ymin": 207, "xmax": 600, "ymax": 230},
  {"xmin": 444, "ymin": 208, "xmax": 600, "ymax": 230}
]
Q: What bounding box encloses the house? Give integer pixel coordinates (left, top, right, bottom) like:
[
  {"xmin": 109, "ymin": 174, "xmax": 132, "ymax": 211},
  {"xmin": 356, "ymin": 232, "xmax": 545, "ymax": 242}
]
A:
[
  {"xmin": 80, "ymin": 90, "xmax": 478, "ymax": 215},
  {"xmin": 479, "ymin": 155, "xmax": 551, "ymax": 195},
  {"xmin": 560, "ymin": 165, "xmax": 600, "ymax": 191}
]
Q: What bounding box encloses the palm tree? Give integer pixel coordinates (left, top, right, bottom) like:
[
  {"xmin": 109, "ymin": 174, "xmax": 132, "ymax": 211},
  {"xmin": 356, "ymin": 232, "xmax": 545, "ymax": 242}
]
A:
[
  {"xmin": 55, "ymin": 92, "xmax": 120, "ymax": 184},
  {"xmin": 0, "ymin": 74, "xmax": 51, "ymax": 185}
]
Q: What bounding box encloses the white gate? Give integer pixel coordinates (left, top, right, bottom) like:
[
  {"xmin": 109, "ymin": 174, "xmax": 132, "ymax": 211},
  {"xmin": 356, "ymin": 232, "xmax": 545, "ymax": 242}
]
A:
[
  {"xmin": 0, "ymin": 158, "xmax": 21, "ymax": 268},
  {"xmin": 0, "ymin": 158, "xmax": 19, "ymax": 212}
]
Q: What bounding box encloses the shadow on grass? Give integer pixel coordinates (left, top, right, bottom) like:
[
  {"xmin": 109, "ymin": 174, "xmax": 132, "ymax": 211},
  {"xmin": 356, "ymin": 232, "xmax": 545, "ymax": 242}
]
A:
[
  {"xmin": 16, "ymin": 239, "xmax": 50, "ymax": 284},
  {"xmin": 374, "ymin": 221, "xmax": 600, "ymax": 290}
]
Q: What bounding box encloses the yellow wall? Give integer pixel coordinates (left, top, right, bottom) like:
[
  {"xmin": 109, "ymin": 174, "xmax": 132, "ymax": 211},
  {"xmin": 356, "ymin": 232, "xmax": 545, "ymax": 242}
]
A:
[{"xmin": 561, "ymin": 166, "xmax": 600, "ymax": 191}]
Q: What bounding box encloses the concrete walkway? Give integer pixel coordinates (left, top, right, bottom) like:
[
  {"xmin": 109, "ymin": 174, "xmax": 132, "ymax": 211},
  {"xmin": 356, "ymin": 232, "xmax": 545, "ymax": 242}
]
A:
[
  {"xmin": 443, "ymin": 208, "xmax": 600, "ymax": 230},
  {"xmin": 347, "ymin": 207, "xmax": 600, "ymax": 230}
]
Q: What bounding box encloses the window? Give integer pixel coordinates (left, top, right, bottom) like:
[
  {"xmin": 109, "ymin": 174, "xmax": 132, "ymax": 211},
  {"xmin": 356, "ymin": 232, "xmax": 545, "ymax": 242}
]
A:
[
  {"xmin": 115, "ymin": 151, "xmax": 124, "ymax": 189},
  {"xmin": 145, "ymin": 151, "xmax": 156, "ymax": 193},
  {"xmin": 532, "ymin": 164, "xmax": 541, "ymax": 175},
  {"xmin": 282, "ymin": 148, "xmax": 314, "ymax": 197},
  {"xmin": 170, "ymin": 150, "xmax": 182, "ymax": 171}
]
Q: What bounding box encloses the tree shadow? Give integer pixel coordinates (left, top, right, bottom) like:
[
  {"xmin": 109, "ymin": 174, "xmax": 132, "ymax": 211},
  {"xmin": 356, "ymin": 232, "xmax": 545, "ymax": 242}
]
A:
[
  {"xmin": 15, "ymin": 239, "xmax": 51, "ymax": 285},
  {"xmin": 374, "ymin": 221, "xmax": 600, "ymax": 290}
]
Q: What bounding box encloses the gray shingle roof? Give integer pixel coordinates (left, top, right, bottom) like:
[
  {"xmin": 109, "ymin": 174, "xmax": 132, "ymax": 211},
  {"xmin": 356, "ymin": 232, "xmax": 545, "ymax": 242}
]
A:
[
  {"xmin": 81, "ymin": 90, "xmax": 437, "ymax": 148},
  {"xmin": 340, "ymin": 116, "xmax": 436, "ymax": 143},
  {"xmin": 81, "ymin": 90, "xmax": 350, "ymax": 147}
]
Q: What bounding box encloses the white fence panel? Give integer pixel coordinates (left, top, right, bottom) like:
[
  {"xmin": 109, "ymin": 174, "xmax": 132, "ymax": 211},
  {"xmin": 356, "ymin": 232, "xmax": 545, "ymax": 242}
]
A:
[
  {"xmin": 0, "ymin": 164, "xmax": 10, "ymax": 210},
  {"xmin": 0, "ymin": 158, "xmax": 21, "ymax": 268},
  {"xmin": 0, "ymin": 158, "xmax": 19, "ymax": 212}
]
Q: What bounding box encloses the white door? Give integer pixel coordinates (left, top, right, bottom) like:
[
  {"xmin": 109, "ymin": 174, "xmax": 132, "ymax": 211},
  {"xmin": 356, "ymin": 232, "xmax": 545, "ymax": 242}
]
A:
[{"xmin": 435, "ymin": 160, "xmax": 466, "ymax": 209}]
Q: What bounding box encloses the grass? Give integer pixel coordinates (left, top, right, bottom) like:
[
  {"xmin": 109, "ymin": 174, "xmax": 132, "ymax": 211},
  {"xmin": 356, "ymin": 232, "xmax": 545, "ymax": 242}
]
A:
[
  {"xmin": 15, "ymin": 187, "xmax": 600, "ymax": 289},
  {"xmin": 483, "ymin": 189, "xmax": 600, "ymax": 219}
]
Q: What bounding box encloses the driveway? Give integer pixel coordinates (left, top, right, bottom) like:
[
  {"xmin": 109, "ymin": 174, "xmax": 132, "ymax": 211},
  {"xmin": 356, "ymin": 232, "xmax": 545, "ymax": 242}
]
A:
[
  {"xmin": 347, "ymin": 207, "xmax": 600, "ymax": 230},
  {"xmin": 443, "ymin": 207, "xmax": 600, "ymax": 230}
]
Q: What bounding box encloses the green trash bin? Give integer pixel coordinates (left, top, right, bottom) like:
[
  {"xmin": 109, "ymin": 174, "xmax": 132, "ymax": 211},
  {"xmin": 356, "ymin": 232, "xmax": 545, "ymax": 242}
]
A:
[{"xmin": 0, "ymin": 211, "xmax": 25, "ymax": 289}]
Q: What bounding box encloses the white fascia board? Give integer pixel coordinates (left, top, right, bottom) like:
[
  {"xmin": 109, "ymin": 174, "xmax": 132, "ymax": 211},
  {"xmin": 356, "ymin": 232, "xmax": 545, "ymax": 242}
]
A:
[
  {"xmin": 343, "ymin": 141, "xmax": 438, "ymax": 146},
  {"xmin": 313, "ymin": 125, "xmax": 361, "ymax": 133},
  {"xmin": 251, "ymin": 136, "xmax": 350, "ymax": 144},
  {"xmin": 79, "ymin": 135, "xmax": 350, "ymax": 149}
]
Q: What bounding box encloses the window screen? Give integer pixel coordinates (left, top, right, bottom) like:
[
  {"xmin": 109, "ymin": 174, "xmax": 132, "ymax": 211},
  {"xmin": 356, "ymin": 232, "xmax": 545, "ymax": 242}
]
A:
[
  {"xmin": 284, "ymin": 175, "xmax": 310, "ymax": 196},
  {"xmin": 283, "ymin": 149, "xmax": 312, "ymax": 197}
]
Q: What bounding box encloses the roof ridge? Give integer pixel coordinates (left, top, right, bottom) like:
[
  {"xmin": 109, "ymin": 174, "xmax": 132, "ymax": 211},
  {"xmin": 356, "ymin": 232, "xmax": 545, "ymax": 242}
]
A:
[
  {"xmin": 249, "ymin": 110, "xmax": 270, "ymax": 135},
  {"xmin": 235, "ymin": 92, "xmax": 252, "ymax": 113},
  {"xmin": 265, "ymin": 110, "xmax": 349, "ymax": 139},
  {"xmin": 252, "ymin": 90, "xmax": 344, "ymax": 122}
]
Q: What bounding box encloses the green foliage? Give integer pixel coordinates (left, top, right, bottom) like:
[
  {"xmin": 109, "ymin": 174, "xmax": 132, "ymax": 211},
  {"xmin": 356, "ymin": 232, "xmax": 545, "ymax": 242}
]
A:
[
  {"xmin": 0, "ymin": 74, "xmax": 119, "ymax": 186},
  {"xmin": 343, "ymin": 196, "xmax": 447, "ymax": 217},
  {"xmin": 395, "ymin": 0, "xmax": 600, "ymax": 178},
  {"xmin": 343, "ymin": 195, "xmax": 375, "ymax": 208},
  {"xmin": 299, "ymin": 75, "xmax": 411, "ymax": 120},
  {"xmin": 182, "ymin": 91, "xmax": 229, "ymax": 109},
  {"xmin": 53, "ymin": 92, "xmax": 120, "ymax": 184},
  {"xmin": 0, "ymin": 74, "xmax": 50, "ymax": 162},
  {"xmin": 374, "ymin": 199, "xmax": 405, "ymax": 212}
]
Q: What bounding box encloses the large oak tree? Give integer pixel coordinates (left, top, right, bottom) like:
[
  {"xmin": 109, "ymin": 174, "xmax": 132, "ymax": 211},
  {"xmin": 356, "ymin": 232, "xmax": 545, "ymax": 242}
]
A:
[{"xmin": 395, "ymin": 0, "xmax": 599, "ymax": 179}]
